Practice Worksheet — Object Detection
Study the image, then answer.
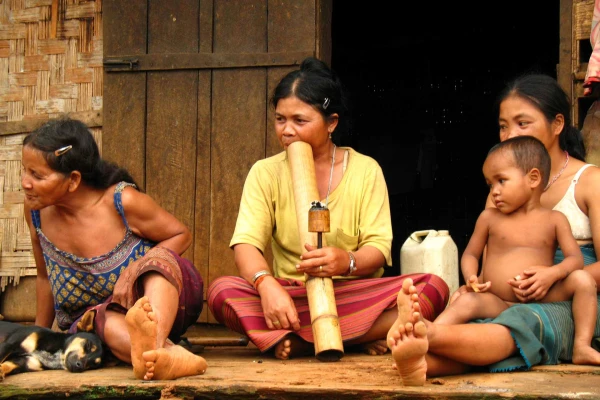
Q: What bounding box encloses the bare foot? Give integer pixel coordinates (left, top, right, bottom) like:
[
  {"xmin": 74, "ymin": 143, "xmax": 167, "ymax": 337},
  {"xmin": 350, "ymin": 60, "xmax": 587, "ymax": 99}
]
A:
[
  {"xmin": 572, "ymin": 344, "xmax": 600, "ymax": 365},
  {"xmin": 388, "ymin": 319, "xmax": 428, "ymax": 386},
  {"xmin": 125, "ymin": 296, "xmax": 157, "ymax": 379},
  {"xmin": 387, "ymin": 278, "xmax": 420, "ymax": 349},
  {"xmin": 142, "ymin": 345, "xmax": 207, "ymax": 380},
  {"xmin": 273, "ymin": 334, "xmax": 313, "ymax": 360},
  {"xmin": 361, "ymin": 339, "xmax": 389, "ymax": 355}
]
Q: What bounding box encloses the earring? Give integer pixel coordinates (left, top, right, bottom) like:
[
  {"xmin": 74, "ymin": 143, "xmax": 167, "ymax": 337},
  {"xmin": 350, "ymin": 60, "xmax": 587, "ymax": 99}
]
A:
[{"xmin": 328, "ymin": 133, "xmax": 332, "ymax": 140}]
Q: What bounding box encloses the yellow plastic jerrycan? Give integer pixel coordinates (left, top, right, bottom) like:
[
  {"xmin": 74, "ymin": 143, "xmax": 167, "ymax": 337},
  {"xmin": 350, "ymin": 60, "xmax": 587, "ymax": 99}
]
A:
[{"xmin": 400, "ymin": 230, "xmax": 459, "ymax": 295}]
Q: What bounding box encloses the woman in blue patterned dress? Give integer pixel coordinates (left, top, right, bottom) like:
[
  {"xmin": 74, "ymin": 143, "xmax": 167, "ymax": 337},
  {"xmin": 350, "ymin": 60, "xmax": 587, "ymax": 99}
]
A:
[{"xmin": 21, "ymin": 117, "xmax": 206, "ymax": 381}]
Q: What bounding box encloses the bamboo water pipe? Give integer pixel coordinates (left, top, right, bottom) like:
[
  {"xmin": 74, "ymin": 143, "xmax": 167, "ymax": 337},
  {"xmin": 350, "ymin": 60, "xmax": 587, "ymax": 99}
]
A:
[{"xmin": 287, "ymin": 141, "xmax": 344, "ymax": 362}]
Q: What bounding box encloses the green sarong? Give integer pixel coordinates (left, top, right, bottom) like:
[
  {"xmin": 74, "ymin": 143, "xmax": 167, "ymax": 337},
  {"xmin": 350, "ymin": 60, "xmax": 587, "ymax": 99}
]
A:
[{"xmin": 483, "ymin": 244, "xmax": 598, "ymax": 372}]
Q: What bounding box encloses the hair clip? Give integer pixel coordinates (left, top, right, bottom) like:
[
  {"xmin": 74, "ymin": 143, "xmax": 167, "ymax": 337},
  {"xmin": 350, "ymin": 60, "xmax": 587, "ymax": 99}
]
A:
[
  {"xmin": 323, "ymin": 97, "xmax": 330, "ymax": 110},
  {"xmin": 54, "ymin": 145, "xmax": 72, "ymax": 157}
]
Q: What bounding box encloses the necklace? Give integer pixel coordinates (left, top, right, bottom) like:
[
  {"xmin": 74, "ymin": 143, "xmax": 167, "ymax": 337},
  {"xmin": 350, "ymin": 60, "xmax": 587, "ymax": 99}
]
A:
[
  {"xmin": 544, "ymin": 151, "xmax": 569, "ymax": 192},
  {"xmin": 325, "ymin": 144, "xmax": 336, "ymax": 206}
]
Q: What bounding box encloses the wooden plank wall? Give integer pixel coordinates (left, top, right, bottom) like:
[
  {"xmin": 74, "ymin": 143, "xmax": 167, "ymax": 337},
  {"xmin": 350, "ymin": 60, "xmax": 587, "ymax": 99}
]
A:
[
  {"xmin": 0, "ymin": 0, "xmax": 103, "ymax": 292},
  {"xmin": 102, "ymin": 0, "xmax": 322, "ymax": 323},
  {"xmin": 1, "ymin": 0, "xmax": 329, "ymax": 324}
]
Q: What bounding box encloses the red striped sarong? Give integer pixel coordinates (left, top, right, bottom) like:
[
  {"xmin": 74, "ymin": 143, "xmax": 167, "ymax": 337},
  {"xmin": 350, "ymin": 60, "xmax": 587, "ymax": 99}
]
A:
[{"xmin": 208, "ymin": 273, "xmax": 449, "ymax": 352}]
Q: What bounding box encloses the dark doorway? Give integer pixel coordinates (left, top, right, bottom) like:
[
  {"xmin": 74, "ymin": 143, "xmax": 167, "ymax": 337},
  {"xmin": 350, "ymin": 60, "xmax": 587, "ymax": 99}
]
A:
[{"xmin": 331, "ymin": 1, "xmax": 561, "ymax": 276}]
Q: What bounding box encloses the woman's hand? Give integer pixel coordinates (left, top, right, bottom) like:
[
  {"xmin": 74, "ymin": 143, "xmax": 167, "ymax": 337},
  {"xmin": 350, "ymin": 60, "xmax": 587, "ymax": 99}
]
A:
[
  {"xmin": 232, "ymin": 244, "xmax": 300, "ymax": 329},
  {"xmin": 296, "ymin": 243, "xmax": 350, "ymax": 277},
  {"xmin": 111, "ymin": 260, "xmax": 140, "ymax": 309},
  {"xmin": 257, "ymin": 277, "xmax": 301, "ymax": 331}
]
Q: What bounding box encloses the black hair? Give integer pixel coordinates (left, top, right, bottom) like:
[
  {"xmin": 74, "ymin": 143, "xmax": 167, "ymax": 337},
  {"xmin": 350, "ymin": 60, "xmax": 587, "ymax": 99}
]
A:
[
  {"xmin": 495, "ymin": 73, "xmax": 586, "ymax": 161},
  {"xmin": 488, "ymin": 135, "xmax": 551, "ymax": 188},
  {"xmin": 270, "ymin": 57, "xmax": 351, "ymax": 143},
  {"xmin": 23, "ymin": 118, "xmax": 138, "ymax": 189}
]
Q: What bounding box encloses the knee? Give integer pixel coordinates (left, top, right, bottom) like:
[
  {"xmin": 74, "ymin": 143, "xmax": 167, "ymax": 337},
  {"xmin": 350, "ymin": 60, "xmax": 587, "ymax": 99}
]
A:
[
  {"xmin": 568, "ymin": 270, "xmax": 598, "ymax": 291},
  {"xmin": 450, "ymin": 292, "xmax": 480, "ymax": 312}
]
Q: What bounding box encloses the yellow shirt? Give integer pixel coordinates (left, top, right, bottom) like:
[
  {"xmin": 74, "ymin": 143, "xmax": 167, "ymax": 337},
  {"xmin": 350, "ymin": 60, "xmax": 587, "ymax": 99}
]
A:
[{"xmin": 230, "ymin": 147, "xmax": 392, "ymax": 280}]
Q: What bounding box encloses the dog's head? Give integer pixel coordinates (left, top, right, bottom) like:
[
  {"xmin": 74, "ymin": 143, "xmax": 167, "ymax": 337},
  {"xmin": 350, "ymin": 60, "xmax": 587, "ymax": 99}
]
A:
[{"xmin": 61, "ymin": 332, "xmax": 104, "ymax": 373}]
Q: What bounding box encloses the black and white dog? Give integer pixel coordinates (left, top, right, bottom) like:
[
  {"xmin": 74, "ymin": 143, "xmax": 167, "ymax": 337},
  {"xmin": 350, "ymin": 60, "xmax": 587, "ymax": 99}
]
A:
[{"xmin": 0, "ymin": 319, "xmax": 104, "ymax": 379}]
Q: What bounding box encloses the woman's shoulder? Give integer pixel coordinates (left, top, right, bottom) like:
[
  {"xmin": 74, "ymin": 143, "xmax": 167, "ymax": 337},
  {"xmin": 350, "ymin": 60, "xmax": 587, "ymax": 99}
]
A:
[
  {"xmin": 237, "ymin": 151, "xmax": 287, "ymax": 190},
  {"xmin": 106, "ymin": 181, "xmax": 144, "ymax": 208},
  {"xmin": 344, "ymin": 147, "xmax": 381, "ymax": 169},
  {"xmin": 575, "ymin": 162, "xmax": 600, "ymax": 184},
  {"xmin": 570, "ymin": 161, "xmax": 600, "ymax": 200},
  {"xmin": 255, "ymin": 150, "xmax": 287, "ymax": 166}
]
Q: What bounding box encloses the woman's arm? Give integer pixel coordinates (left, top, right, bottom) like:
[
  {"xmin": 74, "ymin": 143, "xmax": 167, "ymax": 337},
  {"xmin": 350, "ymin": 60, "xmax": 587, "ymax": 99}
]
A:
[
  {"xmin": 24, "ymin": 206, "xmax": 55, "ymax": 328},
  {"xmin": 233, "ymin": 243, "xmax": 272, "ymax": 284},
  {"xmin": 553, "ymin": 211, "xmax": 585, "ymax": 277},
  {"xmin": 120, "ymin": 186, "xmax": 192, "ymax": 255},
  {"xmin": 578, "ymin": 165, "xmax": 600, "ymax": 285},
  {"xmin": 233, "ymin": 243, "xmax": 301, "ymax": 331}
]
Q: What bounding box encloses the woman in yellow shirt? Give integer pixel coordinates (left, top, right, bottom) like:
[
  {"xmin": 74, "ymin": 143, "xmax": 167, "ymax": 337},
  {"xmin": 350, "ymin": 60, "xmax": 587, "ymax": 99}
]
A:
[{"xmin": 208, "ymin": 57, "xmax": 449, "ymax": 359}]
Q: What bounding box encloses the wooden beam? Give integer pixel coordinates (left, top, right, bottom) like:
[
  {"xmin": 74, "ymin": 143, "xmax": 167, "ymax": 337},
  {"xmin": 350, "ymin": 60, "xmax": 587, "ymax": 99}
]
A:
[
  {"xmin": 558, "ymin": 0, "xmax": 573, "ymax": 99},
  {"xmin": 103, "ymin": 51, "xmax": 314, "ymax": 72},
  {"xmin": 0, "ymin": 110, "xmax": 102, "ymax": 136}
]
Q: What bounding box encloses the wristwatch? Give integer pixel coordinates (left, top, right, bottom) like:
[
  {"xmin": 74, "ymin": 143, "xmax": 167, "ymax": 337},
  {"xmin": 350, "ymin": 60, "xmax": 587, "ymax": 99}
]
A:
[{"xmin": 343, "ymin": 251, "xmax": 356, "ymax": 276}]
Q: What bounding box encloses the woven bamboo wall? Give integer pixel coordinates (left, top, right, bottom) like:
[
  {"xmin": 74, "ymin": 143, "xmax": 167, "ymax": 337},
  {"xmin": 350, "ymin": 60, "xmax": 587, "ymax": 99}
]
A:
[{"xmin": 0, "ymin": 0, "xmax": 103, "ymax": 291}]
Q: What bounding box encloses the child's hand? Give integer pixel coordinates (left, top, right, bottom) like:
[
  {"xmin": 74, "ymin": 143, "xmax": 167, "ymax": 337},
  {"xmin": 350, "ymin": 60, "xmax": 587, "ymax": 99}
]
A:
[
  {"xmin": 509, "ymin": 273, "xmax": 531, "ymax": 302},
  {"xmin": 516, "ymin": 266, "xmax": 557, "ymax": 301},
  {"xmin": 467, "ymin": 275, "xmax": 490, "ymax": 293}
]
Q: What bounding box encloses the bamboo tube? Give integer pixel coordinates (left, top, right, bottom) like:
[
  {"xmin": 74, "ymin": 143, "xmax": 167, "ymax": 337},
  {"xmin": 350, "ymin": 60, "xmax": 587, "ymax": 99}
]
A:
[{"xmin": 287, "ymin": 141, "xmax": 344, "ymax": 362}]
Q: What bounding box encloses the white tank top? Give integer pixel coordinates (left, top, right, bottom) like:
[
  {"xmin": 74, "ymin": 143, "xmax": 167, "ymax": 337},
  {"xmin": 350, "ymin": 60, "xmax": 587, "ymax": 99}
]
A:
[{"xmin": 552, "ymin": 164, "xmax": 595, "ymax": 240}]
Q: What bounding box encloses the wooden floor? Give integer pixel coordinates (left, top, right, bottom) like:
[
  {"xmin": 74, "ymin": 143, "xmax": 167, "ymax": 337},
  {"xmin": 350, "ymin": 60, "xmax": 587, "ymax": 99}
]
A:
[{"xmin": 2, "ymin": 324, "xmax": 600, "ymax": 400}]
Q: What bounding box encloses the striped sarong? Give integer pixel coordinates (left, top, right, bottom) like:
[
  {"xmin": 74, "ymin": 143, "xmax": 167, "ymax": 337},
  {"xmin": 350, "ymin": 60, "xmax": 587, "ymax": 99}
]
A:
[
  {"xmin": 208, "ymin": 273, "xmax": 449, "ymax": 352},
  {"xmin": 488, "ymin": 296, "xmax": 600, "ymax": 372}
]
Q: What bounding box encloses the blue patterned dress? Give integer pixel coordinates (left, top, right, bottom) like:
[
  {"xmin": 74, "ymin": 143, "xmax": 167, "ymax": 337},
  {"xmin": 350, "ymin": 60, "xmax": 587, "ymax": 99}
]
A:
[{"xmin": 32, "ymin": 182, "xmax": 154, "ymax": 330}]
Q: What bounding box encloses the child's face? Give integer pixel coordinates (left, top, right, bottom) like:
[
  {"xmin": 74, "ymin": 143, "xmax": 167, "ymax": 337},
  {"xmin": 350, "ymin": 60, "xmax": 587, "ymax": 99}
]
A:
[{"xmin": 483, "ymin": 150, "xmax": 532, "ymax": 214}]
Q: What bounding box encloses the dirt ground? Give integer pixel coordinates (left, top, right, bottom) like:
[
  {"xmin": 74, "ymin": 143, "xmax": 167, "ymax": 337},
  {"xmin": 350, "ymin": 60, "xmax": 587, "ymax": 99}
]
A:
[
  {"xmin": 0, "ymin": 326, "xmax": 600, "ymax": 400},
  {"xmin": 2, "ymin": 324, "xmax": 600, "ymax": 399},
  {"xmin": 2, "ymin": 347, "xmax": 600, "ymax": 400}
]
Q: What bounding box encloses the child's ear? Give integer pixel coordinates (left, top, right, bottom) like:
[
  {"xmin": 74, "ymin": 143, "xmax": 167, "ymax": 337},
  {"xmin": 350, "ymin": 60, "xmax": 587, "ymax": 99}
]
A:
[{"xmin": 528, "ymin": 168, "xmax": 543, "ymax": 188}]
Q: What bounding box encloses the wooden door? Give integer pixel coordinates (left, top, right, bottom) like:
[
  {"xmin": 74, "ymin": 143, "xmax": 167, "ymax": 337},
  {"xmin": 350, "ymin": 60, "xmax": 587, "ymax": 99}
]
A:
[{"xmin": 102, "ymin": 0, "xmax": 331, "ymax": 322}]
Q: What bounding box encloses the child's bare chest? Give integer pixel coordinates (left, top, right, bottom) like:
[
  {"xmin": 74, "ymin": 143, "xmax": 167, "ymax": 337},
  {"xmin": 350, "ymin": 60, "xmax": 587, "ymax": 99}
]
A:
[{"xmin": 488, "ymin": 213, "xmax": 556, "ymax": 249}]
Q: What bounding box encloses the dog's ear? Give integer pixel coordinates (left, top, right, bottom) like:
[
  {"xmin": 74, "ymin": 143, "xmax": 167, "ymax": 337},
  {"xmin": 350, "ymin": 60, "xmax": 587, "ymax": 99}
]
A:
[{"xmin": 76, "ymin": 309, "xmax": 97, "ymax": 333}]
